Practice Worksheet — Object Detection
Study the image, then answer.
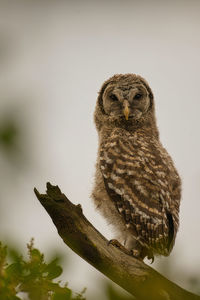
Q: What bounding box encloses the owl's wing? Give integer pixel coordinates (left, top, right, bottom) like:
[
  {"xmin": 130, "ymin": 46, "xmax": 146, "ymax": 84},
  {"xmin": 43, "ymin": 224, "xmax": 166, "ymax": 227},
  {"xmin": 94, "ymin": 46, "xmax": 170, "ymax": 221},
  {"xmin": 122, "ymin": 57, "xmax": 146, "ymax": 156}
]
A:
[{"xmin": 100, "ymin": 139, "xmax": 174, "ymax": 255}]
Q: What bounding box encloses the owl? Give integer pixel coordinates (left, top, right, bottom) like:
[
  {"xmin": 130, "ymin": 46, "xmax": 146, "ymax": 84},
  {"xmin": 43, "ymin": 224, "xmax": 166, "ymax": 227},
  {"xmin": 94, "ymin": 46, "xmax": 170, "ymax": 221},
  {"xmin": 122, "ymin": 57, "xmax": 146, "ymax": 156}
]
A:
[{"xmin": 92, "ymin": 73, "xmax": 181, "ymax": 261}]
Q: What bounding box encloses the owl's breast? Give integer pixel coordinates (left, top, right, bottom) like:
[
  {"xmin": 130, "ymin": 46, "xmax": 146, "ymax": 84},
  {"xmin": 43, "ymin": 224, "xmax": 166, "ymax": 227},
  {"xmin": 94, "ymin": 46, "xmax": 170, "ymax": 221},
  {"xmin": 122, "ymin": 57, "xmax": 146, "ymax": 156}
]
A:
[{"xmin": 100, "ymin": 130, "xmax": 180, "ymax": 210}]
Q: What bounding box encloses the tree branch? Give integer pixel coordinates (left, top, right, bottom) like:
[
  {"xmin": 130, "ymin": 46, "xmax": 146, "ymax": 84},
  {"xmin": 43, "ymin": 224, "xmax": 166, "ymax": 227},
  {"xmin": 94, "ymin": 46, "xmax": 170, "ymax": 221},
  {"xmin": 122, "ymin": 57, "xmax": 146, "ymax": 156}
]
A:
[{"xmin": 34, "ymin": 182, "xmax": 199, "ymax": 300}]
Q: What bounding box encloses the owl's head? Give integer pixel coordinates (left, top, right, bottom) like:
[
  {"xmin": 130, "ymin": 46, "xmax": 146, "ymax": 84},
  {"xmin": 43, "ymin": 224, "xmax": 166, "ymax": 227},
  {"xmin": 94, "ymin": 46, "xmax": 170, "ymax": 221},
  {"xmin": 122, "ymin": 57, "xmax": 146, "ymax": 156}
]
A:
[{"xmin": 94, "ymin": 74, "xmax": 156, "ymax": 131}]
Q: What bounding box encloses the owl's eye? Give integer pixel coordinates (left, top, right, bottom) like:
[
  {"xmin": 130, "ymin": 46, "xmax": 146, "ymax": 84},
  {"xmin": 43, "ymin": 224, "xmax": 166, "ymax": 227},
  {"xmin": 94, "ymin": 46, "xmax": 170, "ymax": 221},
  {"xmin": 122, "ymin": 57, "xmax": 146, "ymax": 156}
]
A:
[
  {"xmin": 110, "ymin": 94, "xmax": 118, "ymax": 101},
  {"xmin": 134, "ymin": 93, "xmax": 142, "ymax": 100}
]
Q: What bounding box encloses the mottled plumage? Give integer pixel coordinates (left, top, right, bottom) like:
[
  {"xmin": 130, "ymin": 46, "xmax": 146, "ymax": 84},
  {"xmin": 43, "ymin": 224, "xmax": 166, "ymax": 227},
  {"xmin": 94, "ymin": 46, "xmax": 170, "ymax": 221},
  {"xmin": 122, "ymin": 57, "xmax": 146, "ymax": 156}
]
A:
[{"xmin": 92, "ymin": 74, "xmax": 181, "ymax": 261}]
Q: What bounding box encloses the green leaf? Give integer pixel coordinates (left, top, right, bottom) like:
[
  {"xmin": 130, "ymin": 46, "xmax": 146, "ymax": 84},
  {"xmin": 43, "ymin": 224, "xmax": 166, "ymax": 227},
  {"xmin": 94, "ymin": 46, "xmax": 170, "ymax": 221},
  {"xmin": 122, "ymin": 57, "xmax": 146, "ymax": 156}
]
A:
[
  {"xmin": 53, "ymin": 289, "xmax": 72, "ymax": 300},
  {"xmin": 44, "ymin": 259, "xmax": 63, "ymax": 279},
  {"xmin": 6, "ymin": 262, "xmax": 22, "ymax": 279},
  {"xmin": 29, "ymin": 248, "xmax": 43, "ymax": 262},
  {"xmin": 47, "ymin": 265, "xmax": 63, "ymax": 279}
]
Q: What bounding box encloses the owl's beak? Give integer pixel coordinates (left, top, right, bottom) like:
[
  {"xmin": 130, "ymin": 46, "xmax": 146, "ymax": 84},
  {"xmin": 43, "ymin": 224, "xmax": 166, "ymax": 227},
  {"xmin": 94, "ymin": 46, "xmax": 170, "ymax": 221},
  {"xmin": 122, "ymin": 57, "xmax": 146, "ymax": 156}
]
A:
[{"xmin": 123, "ymin": 100, "xmax": 130, "ymax": 120}]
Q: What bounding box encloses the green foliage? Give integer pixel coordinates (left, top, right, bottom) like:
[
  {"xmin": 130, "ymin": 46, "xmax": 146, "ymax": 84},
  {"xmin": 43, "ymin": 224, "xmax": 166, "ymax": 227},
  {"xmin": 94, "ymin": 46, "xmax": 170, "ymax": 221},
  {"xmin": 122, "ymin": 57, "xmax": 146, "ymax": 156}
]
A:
[
  {"xmin": 0, "ymin": 239, "xmax": 86, "ymax": 300},
  {"xmin": 0, "ymin": 121, "xmax": 18, "ymax": 151}
]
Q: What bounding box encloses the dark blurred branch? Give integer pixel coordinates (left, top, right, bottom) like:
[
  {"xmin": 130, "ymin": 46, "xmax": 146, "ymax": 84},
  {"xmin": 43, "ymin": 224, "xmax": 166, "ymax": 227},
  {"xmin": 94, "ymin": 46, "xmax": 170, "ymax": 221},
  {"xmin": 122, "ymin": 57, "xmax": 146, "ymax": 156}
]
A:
[{"xmin": 34, "ymin": 183, "xmax": 200, "ymax": 300}]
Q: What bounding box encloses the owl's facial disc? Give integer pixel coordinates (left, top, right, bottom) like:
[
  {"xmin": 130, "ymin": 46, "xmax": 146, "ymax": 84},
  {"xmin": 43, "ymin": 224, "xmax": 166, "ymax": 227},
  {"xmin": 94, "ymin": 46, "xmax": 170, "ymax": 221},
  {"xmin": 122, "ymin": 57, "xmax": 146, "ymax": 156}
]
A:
[{"xmin": 102, "ymin": 83, "xmax": 150, "ymax": 122}]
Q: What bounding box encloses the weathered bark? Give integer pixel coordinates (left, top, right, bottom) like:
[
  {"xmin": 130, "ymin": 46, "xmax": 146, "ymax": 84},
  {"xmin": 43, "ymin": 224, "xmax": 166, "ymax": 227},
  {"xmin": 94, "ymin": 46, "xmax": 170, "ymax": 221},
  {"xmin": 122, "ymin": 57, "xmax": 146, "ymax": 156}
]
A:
[{"xmin": 34, "ymin": 182, "xmax": 200, "ymax": 300}]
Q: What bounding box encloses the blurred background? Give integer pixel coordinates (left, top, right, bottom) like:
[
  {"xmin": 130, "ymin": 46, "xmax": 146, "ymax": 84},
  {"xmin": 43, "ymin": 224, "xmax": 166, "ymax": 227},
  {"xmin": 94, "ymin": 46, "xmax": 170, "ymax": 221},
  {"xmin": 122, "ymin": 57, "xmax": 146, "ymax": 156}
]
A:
[{"xmin": 0, "ymin": 0, "xmax": 200, "ymax": 299}]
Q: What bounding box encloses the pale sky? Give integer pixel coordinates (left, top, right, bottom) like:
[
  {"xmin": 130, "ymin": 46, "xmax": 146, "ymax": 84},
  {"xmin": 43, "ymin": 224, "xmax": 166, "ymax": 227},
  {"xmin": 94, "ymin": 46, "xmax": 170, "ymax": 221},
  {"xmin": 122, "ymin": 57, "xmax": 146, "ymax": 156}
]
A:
[{"xmin": 0, "ymin": 1, "xmax": 200, "ymax": 299}]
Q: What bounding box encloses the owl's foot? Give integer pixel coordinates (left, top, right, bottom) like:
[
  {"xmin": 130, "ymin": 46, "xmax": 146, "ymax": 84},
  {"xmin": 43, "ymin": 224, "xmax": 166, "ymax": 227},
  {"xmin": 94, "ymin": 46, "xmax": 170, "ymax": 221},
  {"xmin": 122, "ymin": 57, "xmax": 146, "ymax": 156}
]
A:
[
  {"xmin": 139, "ymin": 247, "xmax": 154, "ymax": 263},
  {"xmin": 108, "ymin": 239, "xmax": 130, "ymax": 255},
  {"xmin": 131, "ymin": 249, "xmax": 141, "ymax": 259}
]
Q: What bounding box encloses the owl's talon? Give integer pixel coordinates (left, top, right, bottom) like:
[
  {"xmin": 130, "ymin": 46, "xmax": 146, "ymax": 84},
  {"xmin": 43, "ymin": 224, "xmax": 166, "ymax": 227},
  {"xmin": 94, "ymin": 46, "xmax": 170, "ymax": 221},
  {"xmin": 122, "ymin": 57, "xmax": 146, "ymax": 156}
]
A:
[
  {"xmin": 131, "ymin": 249, "xmax": 140, "ymax": 258},
  {"xmin": 108, "ymin": 239, "xmax": 122, "ymax": 248},
  {"xmin": 108, "ymin": 239, "xmax": 130, "ymax": 255},
  {"xmin": 148, "ymin": 254, "xmax": 154, "ymax": 264},
  {"xmin": 130, "ymin": 249, "xmax": 144, "ymax": 261}
]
